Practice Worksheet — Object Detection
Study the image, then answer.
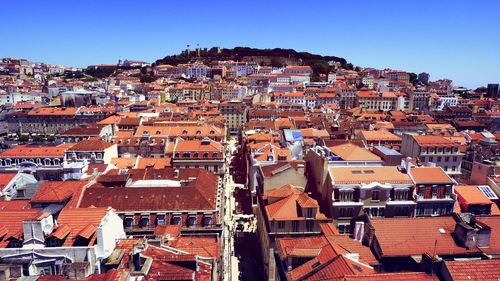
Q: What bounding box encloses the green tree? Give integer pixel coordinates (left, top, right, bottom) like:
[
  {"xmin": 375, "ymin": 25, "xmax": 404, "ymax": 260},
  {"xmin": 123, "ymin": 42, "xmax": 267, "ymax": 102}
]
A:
[{"xmin": 409, "ymin": 72, "xmax": 418, "ymax": 84}]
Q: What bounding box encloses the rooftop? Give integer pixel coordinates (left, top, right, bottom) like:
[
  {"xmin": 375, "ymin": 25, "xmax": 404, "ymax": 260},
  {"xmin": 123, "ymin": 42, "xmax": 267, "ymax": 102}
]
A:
[
  {"xmin": 329, "ymin": 166, "xmax": 412, "ymax": 185},
  {"xmin": 409, "ymin": 167, "xmax": 454, "ymax": 184}
]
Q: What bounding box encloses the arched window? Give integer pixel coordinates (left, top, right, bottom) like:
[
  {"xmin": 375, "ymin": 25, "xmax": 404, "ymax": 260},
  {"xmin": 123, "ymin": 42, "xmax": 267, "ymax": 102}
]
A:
[{"xmin": 156, "ymin": 130, "xmax": 161, "ymax": 135}]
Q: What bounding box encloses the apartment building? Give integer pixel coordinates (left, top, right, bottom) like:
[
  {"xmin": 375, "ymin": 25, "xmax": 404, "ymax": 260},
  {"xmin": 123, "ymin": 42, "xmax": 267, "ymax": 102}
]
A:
[{"xmin": 401, "ymin": 133, "xmax": 463, "ymax": 176}]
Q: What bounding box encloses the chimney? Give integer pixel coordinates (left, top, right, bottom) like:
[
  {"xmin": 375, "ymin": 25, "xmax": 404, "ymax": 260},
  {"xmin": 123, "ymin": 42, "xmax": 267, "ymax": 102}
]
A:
[
  {"xmin": 132, "ymin": 241, "xmax": 147, "ymax": 271},
  {"xmin": 22, "ymin": 214, "xmax": 53, "ymax": 248},
  {"xmin": 354, "ymin": 221, "xmax": 364, "ymax": 241},
  {"xmin": 404, "ymin": 157, "xmax": 412, "ymax": 174}
]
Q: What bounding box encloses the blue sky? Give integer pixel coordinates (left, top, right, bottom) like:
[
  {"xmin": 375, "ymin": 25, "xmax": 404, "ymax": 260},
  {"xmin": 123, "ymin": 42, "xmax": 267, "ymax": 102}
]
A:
[{"xmin": 1, "ymin": 0, "xmax": 499, "ymax": 88}]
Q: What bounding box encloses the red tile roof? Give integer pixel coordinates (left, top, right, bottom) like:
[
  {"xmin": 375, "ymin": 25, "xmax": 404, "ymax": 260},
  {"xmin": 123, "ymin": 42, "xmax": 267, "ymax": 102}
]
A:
[
  {"xmin": 0, "ymin": 210, "xmax": 42, "ymax": 247},
  {"xmin": 81, "ymin": 169, "xmax": 218, "ymax": 211},
  {"xmin": 444, "ymin": 259, "xmax": 500, "ymax": 281},
  {"xmin": 370, "ymin": 217, "xmax": 480, "ymax": 257},
  {"xmin": 264, "ymin": 184, "xmax": 326, "ymax": 221},
  {"xmin": 31, "ymin": 180, "xmax": 88, "ymax": 208},
  {"xmin": 0, "ymin": 173, "xmax": 17, "ymax": 192},
  {"xmin": 409, "ymin": 167, "xmax": 454, "ymax": 184},
  {"xmin": 0, "ymin": 144, "xmax": 73, "ymax": 157},
  {"xmin": 56, "ymin": 207, "xmax": 108, "ymax": 247},
  {"xmin": 68, "ymin": 138, "xmax": 114, "ymax": 151},
  {"xmin": 0, "ymin": 199, "xmax": 31, "ymax": 210},
  {"xmin": 343, "ymin": 272, "xmax": 435, "ymax": 281}
]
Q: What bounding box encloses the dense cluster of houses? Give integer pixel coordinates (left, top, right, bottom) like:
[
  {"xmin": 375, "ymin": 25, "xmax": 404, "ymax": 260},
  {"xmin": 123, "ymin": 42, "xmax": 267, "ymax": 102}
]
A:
[{"xmin": 0, "ymin": 55, "xmax": 498, "ymax": 280}]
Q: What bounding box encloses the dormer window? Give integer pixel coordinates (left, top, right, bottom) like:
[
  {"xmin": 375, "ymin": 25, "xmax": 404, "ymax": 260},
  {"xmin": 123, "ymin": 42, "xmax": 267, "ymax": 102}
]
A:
[
  {"xmin": 194, "ymin": 152, "xmax": 199, "ymax": 158},
  {"xmin": 174, "ymin": 153, "xmax": 180, "ymax": 158},
  {"xmin": 156, "ymin": 130, "xmax": 161, "ymax": 135},
  {"xmin": 196, "ymin": 130, "xmax": 201, "ymax": 135},
  {"xmin": 171, "ymin": 216, "xmax": 181, "ymax": 225},
  {"xmin": 203, "ymin": 152, "xmax": 209, "ymax": 158},
  {"xmin": 182, "ymin": 130, "xmax": 188, "ymax": 134},
  {"xmin": 187, "ymin": 215, "xmax": 197, "ymax": 227}
]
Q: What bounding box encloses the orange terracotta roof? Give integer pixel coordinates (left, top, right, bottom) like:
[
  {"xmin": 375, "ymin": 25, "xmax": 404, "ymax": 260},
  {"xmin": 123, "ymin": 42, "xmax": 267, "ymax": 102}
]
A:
[
  {"xmin": 413, "ymin": 135, "xmax": 459, "ymax": 147},
  {"xmin": 0, "ymin": 200, "xmax": 31, "ymax": 210},
  {"xmin": 329, "ymin": 144, "xmax": 381, "ymax": 161},
  {"xmin": 27, "ymin": 107, "xmax": 78, "ymax": 116},
  {"xmin": 264, "ymin": 184, "xmax": 326, "ymax": 221},
  {"xmin": 358, "ymin": 130, "xmax": 401, "ymax": 142},
  {"xmin": 0, "ymin": 173, "xmax": 17, "ymax": 192},
  {"xmin": 443, "ymin": 259, "xmax": 500, "ymax": 281},
  {"xmin": 68, "ymin": 139, "xmax": 114, "ymax": 151},
  {"xmin": 343, "ymin": 272, "xmax": 435, "ymax": 281},
  {"xmin": 369, "ymin": 217, "xmax": 480, "ymax": 257},
  {"xmin": 409, "ymin": 167, "xmax": 454, "ymax": 184},
  {"xmin": 329, "ymin": 166, "xmax": 412, "ymax": 185},
  {"xmin": 0, "ymin": 210, "xmax": 41, "ymax": 246},
  {"xmin": 31, "ymin": 180, "xmax": 88, "ymax": 207},
  {"xmin": 454, "ymin": 185, "xmax": 493, "ymax": 205},
  {"xmin": 0, "ymin": 144, "xmax": 73, "ymax": 157},
  {"xmin": 50, "ymin": 224, "xmax": 71, "ymax": 240},
  {"xmin": 56, "ymin": 207, "xmax": 108, "ymax": 247}
]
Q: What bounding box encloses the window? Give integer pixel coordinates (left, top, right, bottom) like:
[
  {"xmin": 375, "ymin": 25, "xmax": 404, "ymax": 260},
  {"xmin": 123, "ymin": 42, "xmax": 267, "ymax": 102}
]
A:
[
  {"xmin": 371, "ymin": 190, "xmax": 380, "ymax": 201},
  {"xmin": 306, "ymin": 221, "xmax": 314, "ymax": 232},
  {"xmin": 156, "ymin": 215, "xmax": 166, "ymax": 225},
  {"xmin": 338, "ymin": 224, "xmax": 350, "ymax": 234},
  {"xmin": 445, "ymin": 186, "xmax": 451, "ymax": 198},
  {"xmin": 124, "ymin": 217, "xmax": 134, "ymax": 228},
  {"xmin": 140, "ymin": 217, "xmax": 149, "ymax": 228},
  {"xmin": 171, "ymin": 216, "xmax": 181, "ymax": 225},
  {"xmin": 445, "ymin": 156, "xmax": 449, "ymax": 162},
  {"xmin": 453, "ymin": 156, "xmax": 458, "ymax": 162},
  {"xmin": 394, "ymin": 189, "xmax": 408, "ymax": 200},
  {"xmin": 428, "ymin": 157, "xmax": 433, "ymax": 162},
  {"xmin": 306, "ymin": 208, "xmax": 314, "ymax": 218},
  {"xmin": 339, "ymin": 190, "xmax": 354, "ymax": 202},
  {"xmin": 203, "ymin": 216, "xmax": 212, "ymax": 227},
  {"xmin": 432, "ymin": 186, "xmax": 438, "ymax": 198},
  {"xmin": 203, "ymin": 152, "xmax": 209, "ymax": 158},
  {"xmin": 292, "ymin": 221, "xmax": 299, "ymax": 232},
  {"xmin": 372, "ymin": 208, "xmax": 379, "ymax": 217},
  {"xmin": 418, "ymin": 186, "xmax": 425, "ymax": 199},
  {"xmin": 437, "ymin": 156, "xmax": 442, "ymax": 162},
  {"xmin": 278, "ymin": 221, "xmax": 285, "ymax": 229},
  {"xmin": 339, "ymin": 208, "xmax": 354, "ymax": 218},
  {"xmin": 187, "ymin": 216, "xmax": 197, "ymax": 227},
  {"xmin": 379, "ymin": 208, "xmax": 385, "ymax": 217}
]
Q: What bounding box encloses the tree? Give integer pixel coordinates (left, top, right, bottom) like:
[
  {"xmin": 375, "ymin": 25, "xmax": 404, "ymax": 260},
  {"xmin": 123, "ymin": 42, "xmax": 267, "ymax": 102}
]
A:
[
  {"xmin": 140, "ymin": 74, "xmax": 156, "ymax": 83},
  {"xmin": 310, "ymin": 73, "xmax": 321, "ymax": 82},
  {"xmin": 409, "ymin": 72, "xmax": 418, "ymax": 84},
  {"xmin": 345, "ymin": 63, "xmax": 354, "ymax": 70},
  {"xmin": 270, "ymin": 57, "xmax": 284, "ymax": 67}
]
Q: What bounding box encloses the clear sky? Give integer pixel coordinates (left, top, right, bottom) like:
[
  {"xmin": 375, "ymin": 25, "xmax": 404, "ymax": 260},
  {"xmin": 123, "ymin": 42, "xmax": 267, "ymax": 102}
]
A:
[{"xmin": 1, "ymin": 0, "xmax": 499, "ymax": 88}]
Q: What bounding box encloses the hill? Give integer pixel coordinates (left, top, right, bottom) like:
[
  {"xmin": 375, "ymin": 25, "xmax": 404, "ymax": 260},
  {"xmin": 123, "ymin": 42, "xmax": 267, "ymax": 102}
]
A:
[{"xmin": 154, "ymin": 47, "xmax": 348, "ymax": 73}]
